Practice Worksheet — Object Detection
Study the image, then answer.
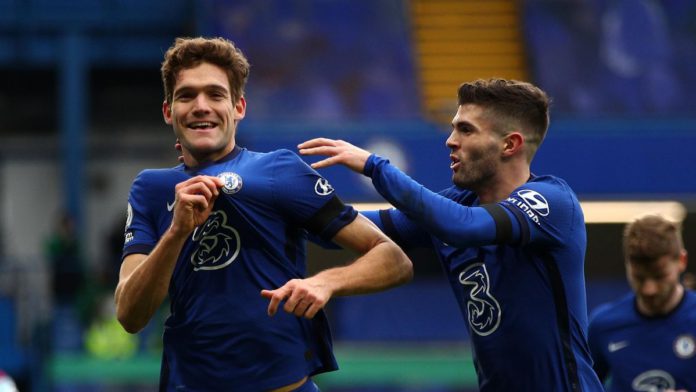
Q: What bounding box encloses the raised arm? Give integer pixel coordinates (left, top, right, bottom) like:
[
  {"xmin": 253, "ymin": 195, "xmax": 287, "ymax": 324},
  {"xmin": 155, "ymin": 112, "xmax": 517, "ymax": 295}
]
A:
[
  {"xmin": 261, "ymin": 213, "xmax": 413, "ymax": 319},
  {"xmin": 298, "ymin": 138, "xmax": 501, "ymax": 247},
  {"xmin": 114, "ymin": 175, "xmax": 222, "ymax": 333},
  {"xmin": 298, "ymin": 138, "xmax": 371, "ymax": 173}
]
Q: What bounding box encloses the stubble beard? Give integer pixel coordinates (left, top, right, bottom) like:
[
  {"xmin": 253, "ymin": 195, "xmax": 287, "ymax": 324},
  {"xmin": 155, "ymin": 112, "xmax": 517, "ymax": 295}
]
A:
[
  {"xmin": 451, "ymin": 146, "xmax": 499, "ymax": 191},
  {"xmin": 453, "ymin": 166, "xmax": 496, "ymax": 191},
  {"xmin": 640, "ymin": 283, "xmax": 676, "ymax": 315}
]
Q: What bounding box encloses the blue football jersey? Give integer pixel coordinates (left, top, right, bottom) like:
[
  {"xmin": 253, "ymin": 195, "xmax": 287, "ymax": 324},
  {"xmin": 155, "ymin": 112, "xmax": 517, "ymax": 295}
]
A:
[
  {"xmin": 362, "ymin": 154, "xmax": 604, "ymax": 392},
  {"xmin": 588, "ymin": 290, "xmax": 696, "ymax": 392},
  {"xmin": 123, "ymin": 146, "xmax": 357, "ymax": 391}
]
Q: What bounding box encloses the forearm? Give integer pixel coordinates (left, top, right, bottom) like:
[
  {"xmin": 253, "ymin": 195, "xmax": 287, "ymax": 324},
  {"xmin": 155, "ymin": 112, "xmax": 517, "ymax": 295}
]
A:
[
  {"xmin": 115, "ymin": 230, "xmax": 187, "ymax": 333},
  {"xmin": 365, "ymin": 154, "xmax": 496, "ymax": 247},
  {"xmin": 316, "ymin": 239, "xmax": 412, "ymax": 297}
]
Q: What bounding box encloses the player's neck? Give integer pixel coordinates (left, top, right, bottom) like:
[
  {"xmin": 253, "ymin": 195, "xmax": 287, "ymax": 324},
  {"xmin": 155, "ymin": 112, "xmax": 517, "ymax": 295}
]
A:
[
  {"xmin": 477, "ymin": 165, "xmax": 531, "ymax": 204},
  {"xmin": 182, "ymin": 142, "xmax": 236, "ymax": 167}
]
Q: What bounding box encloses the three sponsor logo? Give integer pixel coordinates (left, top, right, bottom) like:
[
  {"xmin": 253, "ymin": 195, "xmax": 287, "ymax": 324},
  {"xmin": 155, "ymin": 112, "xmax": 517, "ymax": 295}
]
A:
[
  {"xmin": 632, "ymin": 369, "xmax": 675, "ymax": 392},
  {"xmin": 190, "ymin": 210, "xmax": 241, "ymax": 271},
  {"xmin": 459, "ymin": 263, "xmax": 501, "ymax": 336}
]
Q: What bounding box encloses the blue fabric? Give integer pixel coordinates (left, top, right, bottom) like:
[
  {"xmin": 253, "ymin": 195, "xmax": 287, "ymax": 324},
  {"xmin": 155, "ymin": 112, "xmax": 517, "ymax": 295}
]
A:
[
  {"xmin": 124, "ymin": 147, "xmax": 356, "ymax": 391},
  {"xmin": 295, "ymin": 379, "xmax": 320, "ymax": 392},
  {"xmin": 589, "ymin": 290, "xmax": 696, "ymax": 392},
  {"xmin": 364, "ymin": 154, "xmax": 603, "ymax": 392}
]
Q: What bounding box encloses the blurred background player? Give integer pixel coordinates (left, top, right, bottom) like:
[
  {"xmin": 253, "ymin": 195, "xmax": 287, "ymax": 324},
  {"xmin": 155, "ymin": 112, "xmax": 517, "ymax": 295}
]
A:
[
  {"xmin": 298, "ymin": 79, "xmax": 604, "ymax": 391},
  {"xmin": 114, "ymin": 36, "xmax": 412, "ymax": 391},
  {"xmin": 589, "ymin": 215, "xmax": 696, "ymax": 392}
]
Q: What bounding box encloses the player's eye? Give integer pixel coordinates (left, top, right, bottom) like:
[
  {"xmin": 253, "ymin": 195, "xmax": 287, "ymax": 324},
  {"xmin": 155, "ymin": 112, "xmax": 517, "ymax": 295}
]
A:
[
  {"xmin": 176, "ymin": 93, "xmax": 194, "ymax": 101},
  {"xmin": 209, "ymin": 90, "xmax": 228, "ymax": 100}
]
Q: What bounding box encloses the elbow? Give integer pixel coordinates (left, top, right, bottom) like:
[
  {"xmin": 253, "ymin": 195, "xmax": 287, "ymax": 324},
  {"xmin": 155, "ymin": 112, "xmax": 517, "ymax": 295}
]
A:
[
  {"xmin": 116, "ymin": 310, "xmax": 145, "ymax": 334},
  {"xmin": 401, "ymin": 257, "xmax": 414, "ymax": 284},
  {"xmin": 114, "ymin": 295, "xmax": 145, "ymax": 334},
  {"xmin": 378, "ymin": 239, "xmax": 413, "ymax": 285},
  {"xmin": 393, "ymin": 247, "xmax": 414, "ymax": 285}
]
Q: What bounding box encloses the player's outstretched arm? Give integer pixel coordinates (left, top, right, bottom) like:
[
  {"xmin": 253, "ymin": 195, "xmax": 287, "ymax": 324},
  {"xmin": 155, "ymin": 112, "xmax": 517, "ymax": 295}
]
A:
[
  {"xmin": 261, "ymin": 214, "xmax": 412, "ymax": 319},
  {"xmin": 298, "ymin": 138, "xmax": 371, "ymax": 173},
  {"xmin": 115, "ymin": 175, "xmax": 222, "ymax": 333}
]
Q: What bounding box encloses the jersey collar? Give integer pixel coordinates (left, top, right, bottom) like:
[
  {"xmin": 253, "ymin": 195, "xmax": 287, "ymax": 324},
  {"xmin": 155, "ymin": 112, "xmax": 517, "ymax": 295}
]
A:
[{"xmin": 184, "ymin": 145, "xmax": 243, "ymax": 173}]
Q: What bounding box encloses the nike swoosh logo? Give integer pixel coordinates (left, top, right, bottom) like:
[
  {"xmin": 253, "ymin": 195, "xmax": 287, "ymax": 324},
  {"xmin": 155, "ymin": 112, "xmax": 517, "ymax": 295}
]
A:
[
  {"xmin": 608, "ymin": 341, "xmax": 629, "ymax": 352},
  {"xmin": 167, "ymin": 201, "xmax": 175, "ymax": 212}
]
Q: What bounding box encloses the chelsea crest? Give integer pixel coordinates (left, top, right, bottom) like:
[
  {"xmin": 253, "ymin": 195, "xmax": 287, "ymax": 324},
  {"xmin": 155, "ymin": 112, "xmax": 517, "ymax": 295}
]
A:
[
  {"xmin": 674, "ymin": 334, "xmax": 695, "ymax": 359},
  {"xmin": 218, "ymin": 172, "xmax": 243, "ymax": 195}
]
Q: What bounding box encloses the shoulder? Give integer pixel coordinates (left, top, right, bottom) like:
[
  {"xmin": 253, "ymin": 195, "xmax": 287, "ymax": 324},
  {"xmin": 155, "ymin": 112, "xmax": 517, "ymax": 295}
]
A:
[
  {"xmin": 504, "ymin": 174, "xmax": 580, "ymax": 221},
  {"xmin": 589, "ymin": 293, "xmax": 635, "ymax": 329},
  {"xmin": 132, "ymin": 166, "xmax": 185, "ymax": 188},
  {"xmin": 686, "ymin": 289, "xmax": 696, "ymax": 302},
  {"xmin": 243, "ymin": 149, "xmax": 307, "ymax": 168},
  {"xmin": 682, "ymin": 290, "xmax": 696, "ymax": 313},
  {"xmin": 128, "ymin": 167, "xmax": 189, "ymax": 211},
  {"xmin": 269, "ymin": 148, "xmax": 305, "ymax": 163},
  {"xmin": 136, "ymin": 164, "xmax": 185, "ymax": 177},
  {"xmin": 245, "ymin": 148, "xmax": 300, "ymax": 159},
  {"xmin": 522, "ymin": 175, "xmax": 577, "ymax": 199}
]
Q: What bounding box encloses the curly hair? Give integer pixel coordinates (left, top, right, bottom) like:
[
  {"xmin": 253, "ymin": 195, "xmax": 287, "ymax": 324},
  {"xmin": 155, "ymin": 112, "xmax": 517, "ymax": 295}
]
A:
[{"xmin": 161, "ymin": 37, "xmax": 250, "ymax": 104}]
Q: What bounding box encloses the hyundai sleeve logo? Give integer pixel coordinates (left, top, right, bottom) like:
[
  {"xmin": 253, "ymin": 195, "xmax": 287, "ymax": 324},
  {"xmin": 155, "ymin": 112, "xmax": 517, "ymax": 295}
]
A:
[{"xmin": 516, "ymin": 189, "xmax": 550, "ymax": 216}]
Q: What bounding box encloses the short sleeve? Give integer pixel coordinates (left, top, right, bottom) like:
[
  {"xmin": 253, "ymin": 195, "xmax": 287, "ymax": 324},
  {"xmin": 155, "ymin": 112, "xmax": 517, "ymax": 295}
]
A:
[
  {"xmin": 123, "ymin": 171, "xmax": 161, "ymax": 258},
  {"xmin": 271, "ymin": 150, "xmax": 357, "ymax": 240}
]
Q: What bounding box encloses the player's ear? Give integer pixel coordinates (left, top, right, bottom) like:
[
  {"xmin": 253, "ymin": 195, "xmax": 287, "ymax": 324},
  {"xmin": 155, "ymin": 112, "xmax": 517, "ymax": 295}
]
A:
[
  {"xmin": 234, "ymin": 97, "xmax": 246, "ymax": 121},
  {"xmin": 679, "ymin": 249, "xmax": 688, "ymax": 272},
  {"xmin": 163, "ymin": 100, "xmax": 173, "ymax": 125},
  {"xmin": 501, "ymin": 132, "xmax": 524, "ymax": 157}
]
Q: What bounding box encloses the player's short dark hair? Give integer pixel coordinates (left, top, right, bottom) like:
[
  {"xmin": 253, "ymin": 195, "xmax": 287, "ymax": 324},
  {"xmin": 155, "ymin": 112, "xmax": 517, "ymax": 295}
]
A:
[
  {"xmin": 457, "ymin": 78, "xmax": 550, "ymax": 160},
  {"xmin": 623, "ymin": 215, "xmax": 683, "ymax": 264},
  {"xmin": 161, "ymin": 37, "xmax": 250, "ymax": 104}
]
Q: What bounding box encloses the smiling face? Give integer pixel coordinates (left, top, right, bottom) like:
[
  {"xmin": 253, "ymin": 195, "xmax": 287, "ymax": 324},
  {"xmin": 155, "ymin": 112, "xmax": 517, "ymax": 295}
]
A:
[
  {"xmin": 162, "ymin": 62, "xmax": 246, "ymax": 164},
  {"xmin": 446, "ymin": 104, "xmax": 504, "ymax": 191}
]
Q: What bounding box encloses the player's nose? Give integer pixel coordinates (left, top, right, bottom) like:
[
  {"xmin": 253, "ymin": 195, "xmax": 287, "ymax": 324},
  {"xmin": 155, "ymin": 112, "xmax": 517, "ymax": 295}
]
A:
[
  {"xmin": 445, "ymin": 131, "xmax": 458, "ymax": 149},
  {"xmin": 192, "ymin": 94, "xmax": 212, "ymax": 114},
  {"xmin": 639, "ymin": 279, "xmax": 659, "ymax": 296}
]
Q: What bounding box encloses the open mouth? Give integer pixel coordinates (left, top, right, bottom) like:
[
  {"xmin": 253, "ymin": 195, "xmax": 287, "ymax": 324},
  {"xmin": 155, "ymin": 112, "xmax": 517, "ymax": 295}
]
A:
[
  {"xmin": 450, "ymin": 155, "xmax": 460, "ymax": 170},
  {"xmin": 187, "ymin": 121, "xmax": 218, "ymax": 130}
]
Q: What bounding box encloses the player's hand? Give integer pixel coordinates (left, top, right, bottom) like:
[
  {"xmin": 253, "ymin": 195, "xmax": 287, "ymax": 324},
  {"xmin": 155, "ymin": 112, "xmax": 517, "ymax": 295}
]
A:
[
  {"xmin": 298, "ymin": 138, "xmax": 371, "ymax": 174},
  {"xmin": 169, "ymin": 175, "xmax": 223, "ymax": 237},
  {"xmin": 260, "ymin": 277, "xmax": 331, "ymax": 319}
]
